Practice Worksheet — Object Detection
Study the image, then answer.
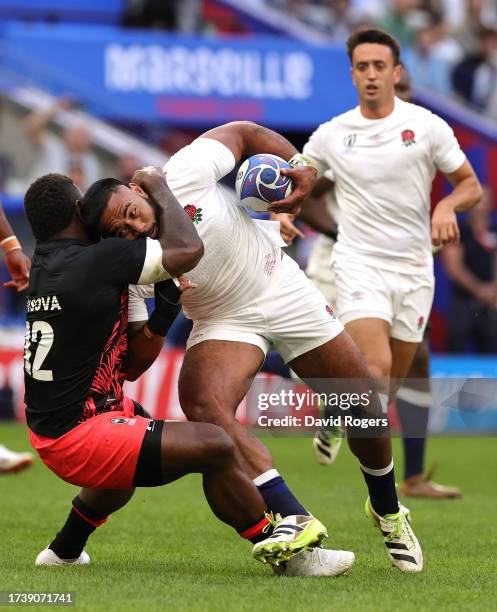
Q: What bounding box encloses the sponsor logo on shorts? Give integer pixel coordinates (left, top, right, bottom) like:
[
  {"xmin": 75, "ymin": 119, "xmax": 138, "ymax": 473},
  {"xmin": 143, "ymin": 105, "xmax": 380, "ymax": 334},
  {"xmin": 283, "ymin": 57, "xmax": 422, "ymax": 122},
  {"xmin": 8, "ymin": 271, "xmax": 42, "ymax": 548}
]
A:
[
  {"xmin": 417, "ymin": 315, "xmax": 425, "ymax": 330},
  {"xmin": 351, "ymin": 290, "xmax": 364, "ymax": 301},
  {"xmin": 110, "ymin": 417, "xmax": 137, "ymax": 426}
]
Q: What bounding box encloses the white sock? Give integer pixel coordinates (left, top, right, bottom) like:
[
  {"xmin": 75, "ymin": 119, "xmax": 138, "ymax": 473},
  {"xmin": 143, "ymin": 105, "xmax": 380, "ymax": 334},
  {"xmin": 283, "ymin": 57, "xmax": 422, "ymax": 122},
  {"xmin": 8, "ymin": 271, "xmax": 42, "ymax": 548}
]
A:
[
  {"xmin": 360, "ymin": 459, "xmax": 394, "ymax": 477},
  {"xmin": 253, "ymin": 469, "xmax": 280, "ymax": 487}
]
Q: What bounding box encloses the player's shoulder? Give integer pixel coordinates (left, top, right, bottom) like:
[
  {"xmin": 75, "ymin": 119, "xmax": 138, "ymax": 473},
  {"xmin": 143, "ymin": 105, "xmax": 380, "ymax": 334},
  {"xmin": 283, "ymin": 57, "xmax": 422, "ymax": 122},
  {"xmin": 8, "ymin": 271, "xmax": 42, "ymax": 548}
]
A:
[
  {"xmin": 90, "ymin": 236, "xmax": 140, "ymax": 254},
  {"xmin": 314, "ymin": 108, "xmax": 357, "ymax": 133},
  {"xmin": 166, "ymin": 138, "xmax": 233, "ymax": 172},
  {"xmin": 396, "ymin": 98, "xmax": 443, "ymax": 125},
  {"xmin": 165, "ymin": 137, "xmax": 235, "ymax": 197},
  {"xmin": 334, "ymin": 105, "xmax": 362, "ymax": 125},
  {"xmin": 86, "ymin": 237, "xmax": 146, "ymax": 270}
]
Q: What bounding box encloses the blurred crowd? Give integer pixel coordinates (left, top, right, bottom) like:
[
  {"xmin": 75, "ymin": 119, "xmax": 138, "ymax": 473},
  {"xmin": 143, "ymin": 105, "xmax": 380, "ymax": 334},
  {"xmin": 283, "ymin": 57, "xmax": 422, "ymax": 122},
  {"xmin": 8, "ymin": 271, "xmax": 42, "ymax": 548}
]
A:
[
  {"xmin": 0, "ymin": 98, "xmax": 147, "ymax": 195},
  {"xmin": 263, "ymin": 0, "xmax": 497, "ymax": 118}
]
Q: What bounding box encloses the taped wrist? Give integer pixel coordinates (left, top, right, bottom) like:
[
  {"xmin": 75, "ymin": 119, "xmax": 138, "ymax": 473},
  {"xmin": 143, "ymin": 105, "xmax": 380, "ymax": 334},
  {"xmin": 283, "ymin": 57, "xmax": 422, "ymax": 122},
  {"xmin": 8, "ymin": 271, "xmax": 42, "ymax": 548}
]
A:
[
  {"xmin": 147, "ymin": 279, "xmax": 181, "ymax": 337},
  {"xmin": 288, "ymin": 153, "xmax": 318, "ymax": 171},
  {"xmin": 0, "ymin": 235, "xmax": 21, "ymax": 254}
]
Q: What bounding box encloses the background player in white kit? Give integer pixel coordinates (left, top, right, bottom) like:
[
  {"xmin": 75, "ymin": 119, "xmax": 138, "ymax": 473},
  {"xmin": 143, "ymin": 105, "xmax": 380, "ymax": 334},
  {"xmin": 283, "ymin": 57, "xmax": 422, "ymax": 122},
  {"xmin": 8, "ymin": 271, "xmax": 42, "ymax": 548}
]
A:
[
  {"xmin": 298, "ymin": 70, "xmax": 462, "ymax": 498},
  {"xmin": 82, "ymin": 120, "xmax": 424, "ymax": 573},
  {"xmin": 302, "ymin": 29, "xmax": 482, "ymax": 477}
]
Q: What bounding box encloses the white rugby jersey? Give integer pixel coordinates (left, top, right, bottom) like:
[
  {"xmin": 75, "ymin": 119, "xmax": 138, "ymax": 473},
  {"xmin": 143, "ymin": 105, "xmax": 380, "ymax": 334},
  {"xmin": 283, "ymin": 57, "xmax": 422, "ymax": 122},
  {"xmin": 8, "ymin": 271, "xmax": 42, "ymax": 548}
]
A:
[
  {"xmin": 129, "ymin": 138, "xmax": 286, "ymax": 322},
  {"xmin": 303, "ymin": 97, "xmax": 466, "ymax": 273}
]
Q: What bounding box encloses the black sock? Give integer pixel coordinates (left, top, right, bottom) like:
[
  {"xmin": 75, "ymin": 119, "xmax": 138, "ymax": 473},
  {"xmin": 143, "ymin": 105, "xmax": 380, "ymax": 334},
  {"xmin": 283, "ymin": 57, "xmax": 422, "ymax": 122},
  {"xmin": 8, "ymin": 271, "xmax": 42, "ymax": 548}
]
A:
[
  {"xmin": 361, "ymin": 462, "xmax": 399, "ymax": 517},
  {"xmin": 402, "ymin": 436, "xmax": 426, "ymax": 480},
  {"xmin": 49, "ymin": 496, "xmax": 108, "ymax": 559},
  {"xmin": 255, "ymin": 470, "xmax": 307, "ymax": 517},
  {"xmin": 396, "ymin": 393, "xmax": 429, "ymax": 480}
]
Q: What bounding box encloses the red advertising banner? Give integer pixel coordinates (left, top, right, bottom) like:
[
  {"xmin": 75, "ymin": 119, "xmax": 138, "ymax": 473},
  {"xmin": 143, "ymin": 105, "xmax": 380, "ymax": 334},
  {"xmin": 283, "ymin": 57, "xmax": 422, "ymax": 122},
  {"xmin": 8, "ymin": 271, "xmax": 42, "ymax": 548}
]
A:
[{"xmin": 0, "ymin": 346, "xmax": 280, "ymax": 423}]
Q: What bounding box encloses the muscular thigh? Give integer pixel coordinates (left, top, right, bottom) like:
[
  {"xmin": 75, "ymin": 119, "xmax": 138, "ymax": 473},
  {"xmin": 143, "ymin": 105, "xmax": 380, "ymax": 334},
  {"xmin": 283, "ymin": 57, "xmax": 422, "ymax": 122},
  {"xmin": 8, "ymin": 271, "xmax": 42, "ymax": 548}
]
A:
[
  {"xmin": 290, "ymin": 330, "xmax": 384, "ymax": 419},
  {"xmin": 345, "ymin": 318, "xmax": 392, "ymax": 382},
  {"xmin": 290, "ymin": 329, "xmax": 372, "ymax": 380},
  {"xmin": 178, "ymin": 340, "xmax": 265, "ymax": 423}
]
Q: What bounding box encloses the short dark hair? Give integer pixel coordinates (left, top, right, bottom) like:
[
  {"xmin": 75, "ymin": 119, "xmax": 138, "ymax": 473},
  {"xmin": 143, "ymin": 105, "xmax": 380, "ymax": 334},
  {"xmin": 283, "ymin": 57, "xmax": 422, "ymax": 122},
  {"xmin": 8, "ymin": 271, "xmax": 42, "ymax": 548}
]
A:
[
  {"xmin": 80, "ymin": 178, "xmax": 124, "ymax": 240},
  {"xmin": 24, "ymin": 173, "xmax": 80, "ymax": 241},
  {"xmin": 347, "ymin": 28, "xmax": 401, "ymax": 65}
]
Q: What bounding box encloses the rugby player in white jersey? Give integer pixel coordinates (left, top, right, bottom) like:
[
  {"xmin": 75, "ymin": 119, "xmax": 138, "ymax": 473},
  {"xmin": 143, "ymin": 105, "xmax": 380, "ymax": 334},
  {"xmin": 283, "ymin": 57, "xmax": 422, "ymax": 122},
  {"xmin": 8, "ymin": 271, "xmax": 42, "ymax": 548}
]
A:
[
  {"xmin": 295, "ymin": 70, "xmax": 462, "ymax": 498},
  {"xmin": 301, "ymin": 29, "xmax": 481, "ymax": 499},
  {"xmin": 81, "ymin": 121, "xmax": 424, "ymax": 573}
]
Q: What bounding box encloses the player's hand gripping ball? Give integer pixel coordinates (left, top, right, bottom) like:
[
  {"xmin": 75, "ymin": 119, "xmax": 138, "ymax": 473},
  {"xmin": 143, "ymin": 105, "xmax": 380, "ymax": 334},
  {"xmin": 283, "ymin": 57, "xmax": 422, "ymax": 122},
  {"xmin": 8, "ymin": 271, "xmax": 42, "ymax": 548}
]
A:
[{"xmin": 235, "ymin": 154, "xmax": 294, "ymax": 212}]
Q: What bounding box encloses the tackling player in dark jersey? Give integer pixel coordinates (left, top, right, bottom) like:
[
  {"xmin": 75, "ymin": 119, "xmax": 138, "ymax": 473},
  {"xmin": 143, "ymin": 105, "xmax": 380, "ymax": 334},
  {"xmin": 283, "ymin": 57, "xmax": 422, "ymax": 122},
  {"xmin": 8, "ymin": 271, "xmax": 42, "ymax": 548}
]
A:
[{"xmin": 24, "ymin": 170, "xmax": 310, "ymax": 568}]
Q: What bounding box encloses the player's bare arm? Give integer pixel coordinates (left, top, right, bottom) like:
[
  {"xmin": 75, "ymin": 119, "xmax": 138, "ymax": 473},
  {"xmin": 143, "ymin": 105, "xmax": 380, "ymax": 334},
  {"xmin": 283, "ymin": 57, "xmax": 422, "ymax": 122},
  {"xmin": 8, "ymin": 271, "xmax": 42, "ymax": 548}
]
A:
[
  {"xmin": 0, "ymin": 202, "xmax": 30, "ymax": 292},
  {"xmin": 125, "ymin": 320, "xmax": 164, "ymax": 381},
  {"xmin": 201, "ymin": 121, "xmax": 317, "ymax": 213},
  {"xmin": 296, "ymin": 176, "xmax": 338, "ymax": 239},
  {"xmin": 431, "ymin": 160, "xmax": 483, "ymax": 247},
  {"xmin": 125, "ymin": 276, "xmax": 197, "ymax": 380},
  {"xmin": 130, "ymin": 167, "xmax": 204, "ymax": 276}
]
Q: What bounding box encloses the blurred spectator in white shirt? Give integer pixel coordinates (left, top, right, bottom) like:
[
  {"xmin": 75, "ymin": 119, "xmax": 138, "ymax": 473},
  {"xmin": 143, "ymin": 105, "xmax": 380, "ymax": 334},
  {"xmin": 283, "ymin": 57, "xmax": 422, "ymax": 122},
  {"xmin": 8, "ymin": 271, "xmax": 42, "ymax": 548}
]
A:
[
  {"xmin": 24, "ymin": 97, "xmax": 101, "ymax": 191},
  {"xmin": 405, "ymin": 19, "xmax": 453, "ymax": 94}
]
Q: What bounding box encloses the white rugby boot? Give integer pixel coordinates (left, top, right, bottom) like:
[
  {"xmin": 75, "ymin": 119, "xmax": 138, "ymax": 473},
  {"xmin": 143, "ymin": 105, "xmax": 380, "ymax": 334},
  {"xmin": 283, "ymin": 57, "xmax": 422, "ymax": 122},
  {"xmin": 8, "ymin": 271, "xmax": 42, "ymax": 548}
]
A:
[
  {"xmin": 365, "ymin": 498, "xmax": 423, "ymax": 572},
  {"xmin": 253, "ymin": 514, "xmax": 327, "ymax": 565},
  {"xmin": 312, "ymin": 426, "xmax": 343, "ymax": 466},
  {"xmin": 0, "ymin": 444, "xmax": 33, "ymax": 474},
  {"xmin": 272, "ymin": 546, "xmax": 355, "ymax": 577},
  {"xmin": 35, "ymin": 548, "xmax": 90, "ymax": 566}
]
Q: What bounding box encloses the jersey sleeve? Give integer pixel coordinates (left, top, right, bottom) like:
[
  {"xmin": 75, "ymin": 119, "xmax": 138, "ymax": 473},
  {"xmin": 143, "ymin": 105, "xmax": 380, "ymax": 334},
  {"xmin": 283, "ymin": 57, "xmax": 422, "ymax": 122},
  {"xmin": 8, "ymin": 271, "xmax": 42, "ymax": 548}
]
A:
[
  {"xmin": 303, "ymin": 123, "xmax": 332, "ymax": 178},
  {"xmin": 136, "ymin": 238, "xmax": 172, "ymax": 285},
  {"xmin": 164, "ymin": 137, "xmax": 236, "ymax": 200},
  {"xmin": 92, "ymin": 238, "xmax": 171, "ymax": 286},
  {"xmin": 430, "ymin": 114, "xmax": 466, "ymax": 174},
  {"xmin": 128, "ymin": 284, "xmax": 152, "ymax": 323}
]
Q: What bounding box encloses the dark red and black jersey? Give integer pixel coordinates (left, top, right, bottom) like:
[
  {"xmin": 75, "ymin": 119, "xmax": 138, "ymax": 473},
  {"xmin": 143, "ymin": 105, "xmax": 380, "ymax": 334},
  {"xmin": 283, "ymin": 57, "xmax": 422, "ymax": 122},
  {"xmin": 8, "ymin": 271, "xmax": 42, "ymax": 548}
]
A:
[{"xmin": 24, "ymin": 237, "xmax": 148, "ymax": 438}]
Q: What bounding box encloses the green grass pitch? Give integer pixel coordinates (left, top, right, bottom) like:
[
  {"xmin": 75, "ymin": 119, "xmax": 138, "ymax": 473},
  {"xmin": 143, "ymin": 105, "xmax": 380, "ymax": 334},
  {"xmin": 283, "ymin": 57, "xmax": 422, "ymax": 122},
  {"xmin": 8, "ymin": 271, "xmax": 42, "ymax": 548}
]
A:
[{"xmin": 1, "ymin": 422, "xmax": 496, "ymax": 611}]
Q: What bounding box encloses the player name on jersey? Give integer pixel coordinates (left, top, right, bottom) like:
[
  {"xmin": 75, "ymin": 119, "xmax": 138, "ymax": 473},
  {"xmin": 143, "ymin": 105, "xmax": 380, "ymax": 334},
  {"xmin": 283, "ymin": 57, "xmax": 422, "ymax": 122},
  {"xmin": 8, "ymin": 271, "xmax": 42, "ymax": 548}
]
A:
[{"xmin": 27, "ymin": 295, "xmax": 62, "ymax": 313}]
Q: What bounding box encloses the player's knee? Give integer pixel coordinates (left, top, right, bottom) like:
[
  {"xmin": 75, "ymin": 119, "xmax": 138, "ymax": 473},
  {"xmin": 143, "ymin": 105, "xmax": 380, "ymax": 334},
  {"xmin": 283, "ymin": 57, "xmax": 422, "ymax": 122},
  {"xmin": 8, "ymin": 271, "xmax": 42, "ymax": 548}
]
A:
[
  {"xmin": 366, "ymin": 357, "xmax": 391, "ymax": 382},
  {"xmin": 182, "ymin": 396, "xmax": 232, "ymax": 428},
  {"xmin": 408, "ymin": 345, "xmax": 430, "ymax": 378},
  {"xmin": 201, "ymin": 424, "xmax": 236, "ymax": 468}
]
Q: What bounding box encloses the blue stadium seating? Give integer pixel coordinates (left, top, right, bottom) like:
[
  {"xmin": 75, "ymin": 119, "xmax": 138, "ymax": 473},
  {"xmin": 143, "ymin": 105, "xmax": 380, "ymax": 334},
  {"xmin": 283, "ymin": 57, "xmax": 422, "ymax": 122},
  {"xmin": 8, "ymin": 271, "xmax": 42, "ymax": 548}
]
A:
[{"xmin": 0, "ymin": 0, "xmax": 124, "ymax": 24}]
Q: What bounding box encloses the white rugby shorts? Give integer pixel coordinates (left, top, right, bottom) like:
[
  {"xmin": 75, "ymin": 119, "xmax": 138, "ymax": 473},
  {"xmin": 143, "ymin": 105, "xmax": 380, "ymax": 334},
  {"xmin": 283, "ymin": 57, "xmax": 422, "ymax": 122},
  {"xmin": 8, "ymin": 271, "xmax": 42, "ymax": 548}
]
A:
[
  {"xmin": 332, "ymin": 258, "xmax": 434, "ymax": 343},
  {"xmin": 186, "ymin": 253, "xmax": 344, "ymax": 363}
]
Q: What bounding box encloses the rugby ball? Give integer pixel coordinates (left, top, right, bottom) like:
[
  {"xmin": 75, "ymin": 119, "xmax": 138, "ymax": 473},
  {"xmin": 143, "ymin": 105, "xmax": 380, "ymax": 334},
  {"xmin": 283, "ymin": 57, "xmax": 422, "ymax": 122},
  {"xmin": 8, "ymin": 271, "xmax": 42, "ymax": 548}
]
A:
[{"xmin": 235, "ymin": 154, "xmax": 293, "ymax": 212}]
